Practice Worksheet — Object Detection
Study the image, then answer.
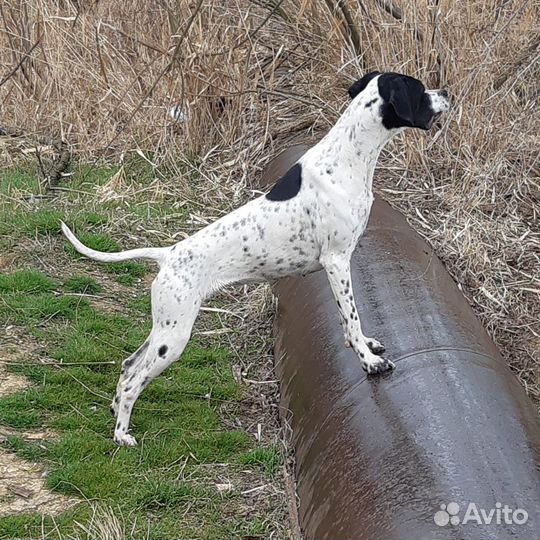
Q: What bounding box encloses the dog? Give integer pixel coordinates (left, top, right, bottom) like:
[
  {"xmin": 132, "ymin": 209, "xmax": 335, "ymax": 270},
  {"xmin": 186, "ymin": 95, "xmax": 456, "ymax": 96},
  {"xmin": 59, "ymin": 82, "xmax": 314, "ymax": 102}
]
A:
[{"xmin": 61, "ymin": 71, "xmax": 449, "ymax": 446}]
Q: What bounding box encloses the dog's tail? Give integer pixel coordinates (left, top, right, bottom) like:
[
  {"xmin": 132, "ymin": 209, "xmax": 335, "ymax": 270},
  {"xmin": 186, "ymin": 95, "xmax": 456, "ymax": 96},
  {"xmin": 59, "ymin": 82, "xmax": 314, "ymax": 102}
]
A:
[{"xmin": 60, "ymin": 221, "xmax": 167, "ymax": 265}]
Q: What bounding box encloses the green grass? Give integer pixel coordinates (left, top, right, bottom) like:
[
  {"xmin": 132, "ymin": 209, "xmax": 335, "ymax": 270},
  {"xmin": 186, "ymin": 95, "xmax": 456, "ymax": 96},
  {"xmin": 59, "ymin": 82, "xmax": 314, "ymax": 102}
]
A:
[
  {"xmin": 0, "ymin": 159, "xmax": 280, "ymax": 539},
  {"xmin": 0, "ymin": 291, "xmax": 90, "ymax": 326},
  {"xmin": 0, "ymin": 269, "xmax": 269, "ymax": 538},
  {"xmin": 0, "ymin": 269, "xmax": 57, "ymax": 293},
  {"xmin": 128, "ymin": 293, "xmax": 151, "ymax": 313},
  {"xmin": 0, "ymin": 208, "xmax": 65, "ymax": 236},
  {"xmin": 0, "ymin": 166, "xmax": 41, "ymax": 194},
  {"xmin": 0, "ymin": 208, "xmax": 111, "ymax": 242},
  {"xmin": 63, "ymin": 275, "xmax": 101, "ymax": 294},
  {"xmin": 240, "ymin": 446, "xmax": 281, "ymax": 477}
]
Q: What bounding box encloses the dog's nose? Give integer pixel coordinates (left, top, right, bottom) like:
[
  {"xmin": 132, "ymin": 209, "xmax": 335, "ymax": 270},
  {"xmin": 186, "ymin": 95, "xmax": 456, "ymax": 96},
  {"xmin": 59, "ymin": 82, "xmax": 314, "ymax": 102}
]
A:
[{"xmin": 439, "ymin": 89, "xmax": 449, "ymax": 99}]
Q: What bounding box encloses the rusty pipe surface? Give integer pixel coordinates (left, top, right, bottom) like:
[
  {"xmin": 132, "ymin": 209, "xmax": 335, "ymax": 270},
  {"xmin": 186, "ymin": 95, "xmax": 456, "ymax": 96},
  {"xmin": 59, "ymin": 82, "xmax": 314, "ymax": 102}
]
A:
[{"xmin": 261, "ymin": 145, "xmax": 540, "ymax": 540}]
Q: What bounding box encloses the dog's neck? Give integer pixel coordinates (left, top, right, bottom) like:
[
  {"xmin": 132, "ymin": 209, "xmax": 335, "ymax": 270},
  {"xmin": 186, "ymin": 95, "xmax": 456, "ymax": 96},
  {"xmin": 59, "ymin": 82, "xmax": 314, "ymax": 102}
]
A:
[{"xmin": 311, "ymin": 95, "xmax": 398, "ymax": 196}]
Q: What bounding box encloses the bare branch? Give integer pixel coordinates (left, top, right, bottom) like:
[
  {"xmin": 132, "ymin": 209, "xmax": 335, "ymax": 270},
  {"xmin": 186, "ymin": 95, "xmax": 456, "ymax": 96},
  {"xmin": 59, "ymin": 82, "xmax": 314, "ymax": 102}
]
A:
[
  {"xmin": 324, "ymin": 0, "xmax": 363, "ymax": 59},
  {"xmin": 374, "ymin": 0, "xmax": 402, "ymax": 20},
  {"xmin": 0, "ymin": 40, "xmax": 40, "ymax": 88}
]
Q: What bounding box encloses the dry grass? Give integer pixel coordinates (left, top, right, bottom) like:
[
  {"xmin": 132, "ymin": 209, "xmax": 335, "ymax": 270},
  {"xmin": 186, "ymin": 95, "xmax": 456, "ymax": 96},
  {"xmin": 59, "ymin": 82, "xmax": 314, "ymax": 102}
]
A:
[{"xmin": 0, "ymin": 0, "xmax": 538, "ymax": 479}]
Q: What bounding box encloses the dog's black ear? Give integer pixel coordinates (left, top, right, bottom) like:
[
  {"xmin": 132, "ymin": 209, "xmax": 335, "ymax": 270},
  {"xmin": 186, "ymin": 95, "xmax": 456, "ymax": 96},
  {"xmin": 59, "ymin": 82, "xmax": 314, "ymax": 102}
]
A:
[
  {"xmin": 379, "ymin": 73, "xmax": 433, "ymax": 129},
  {"xmin": 387, "ymin": 77, "xmax": 416, "ymax": 125},
  {"xmin": 348, "ymin": 71, "xmax": 380, "ymax": 99}
]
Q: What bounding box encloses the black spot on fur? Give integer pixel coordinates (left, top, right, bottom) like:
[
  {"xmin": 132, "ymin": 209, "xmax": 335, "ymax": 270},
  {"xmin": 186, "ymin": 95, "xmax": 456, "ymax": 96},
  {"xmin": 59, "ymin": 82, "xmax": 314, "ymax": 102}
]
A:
[
  {"xmin": 365, "ymin": 98, "xmax": 377, "ymax": 108},
  {"xmin": 266, "ymin": 163, "xmax": 302, "ymax": 201},
  {"xmin": 158, "ymin": 345, "xmax": 168, "ymax": 357}
]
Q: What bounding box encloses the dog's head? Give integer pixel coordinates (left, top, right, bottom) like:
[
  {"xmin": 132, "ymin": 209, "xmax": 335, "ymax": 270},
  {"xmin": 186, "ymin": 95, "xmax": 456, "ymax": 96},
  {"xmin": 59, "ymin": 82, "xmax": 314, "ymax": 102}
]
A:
[{"xmin": 348, "ymin": 71, "xmax": 449, "ymax": 131}]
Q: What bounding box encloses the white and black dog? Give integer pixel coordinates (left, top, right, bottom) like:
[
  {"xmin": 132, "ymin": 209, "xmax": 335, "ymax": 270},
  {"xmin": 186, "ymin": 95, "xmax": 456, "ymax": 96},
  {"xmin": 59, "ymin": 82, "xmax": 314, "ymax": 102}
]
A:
[{"xmin": 62, "ymin": 71, "xmax": 449, "ymax": 446}]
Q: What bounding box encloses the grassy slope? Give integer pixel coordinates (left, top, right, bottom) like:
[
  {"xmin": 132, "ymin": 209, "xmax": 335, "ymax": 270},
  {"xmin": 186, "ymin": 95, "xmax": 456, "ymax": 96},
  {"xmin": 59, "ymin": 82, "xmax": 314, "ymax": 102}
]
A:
[{"xmin": 0, "ymin": 161, "xmax": 284, "ymax": 539}]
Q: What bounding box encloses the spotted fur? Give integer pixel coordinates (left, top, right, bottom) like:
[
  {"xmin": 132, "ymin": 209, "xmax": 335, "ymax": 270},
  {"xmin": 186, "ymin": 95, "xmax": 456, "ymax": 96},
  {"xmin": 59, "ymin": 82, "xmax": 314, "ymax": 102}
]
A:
[{"xmin": 61, "ymin": 72, "xmax": 449, "ymax": 446}]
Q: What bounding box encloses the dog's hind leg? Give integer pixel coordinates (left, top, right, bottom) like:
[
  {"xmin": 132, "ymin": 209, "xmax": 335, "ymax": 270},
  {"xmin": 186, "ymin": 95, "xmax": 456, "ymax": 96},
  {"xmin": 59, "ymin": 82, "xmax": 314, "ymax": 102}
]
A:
[
  {"xmin": 110, "ymin": 339, "xmax": 150, "ymax": 417},
  {"xmin": 113, "ymin": 280, "xmax": 202, "ymax": 446}
]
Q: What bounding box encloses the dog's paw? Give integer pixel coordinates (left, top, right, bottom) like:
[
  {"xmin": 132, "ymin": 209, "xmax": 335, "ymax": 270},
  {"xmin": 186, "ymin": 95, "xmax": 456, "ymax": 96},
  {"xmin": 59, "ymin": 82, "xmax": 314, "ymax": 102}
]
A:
[
  {"xmin": 361, "ymin": 353, "xmax": 395, "ymax": 375},
  {"xmin": 365, "ymin": 337, "xmax": 385, "ymax": 355},
  {"xmin": 114, "ymin": 432, "xmax": 138, "ymax": 447}
]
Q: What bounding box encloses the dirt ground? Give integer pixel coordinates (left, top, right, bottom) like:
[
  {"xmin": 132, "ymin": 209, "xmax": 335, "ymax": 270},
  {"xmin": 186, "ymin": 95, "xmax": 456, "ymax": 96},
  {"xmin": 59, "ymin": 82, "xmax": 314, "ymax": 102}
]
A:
[{"xmin": 0, "ymin": 333, "xmax": 77, "ymax": 517}]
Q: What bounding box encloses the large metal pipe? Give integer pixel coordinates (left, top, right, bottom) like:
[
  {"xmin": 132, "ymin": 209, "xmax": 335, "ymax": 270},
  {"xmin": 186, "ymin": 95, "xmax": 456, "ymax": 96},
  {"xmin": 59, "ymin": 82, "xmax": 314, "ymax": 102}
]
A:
[{"xmin": 261, "ymin": 145, "xmax": 540, "ymax": 540}]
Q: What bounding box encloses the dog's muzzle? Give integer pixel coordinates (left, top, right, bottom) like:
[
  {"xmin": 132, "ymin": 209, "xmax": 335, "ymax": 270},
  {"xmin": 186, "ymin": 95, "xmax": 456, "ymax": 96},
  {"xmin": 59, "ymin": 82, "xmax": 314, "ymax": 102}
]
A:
[{"xmin": 426, "ymin": 89, "xmax": 450, "ymax": 128}]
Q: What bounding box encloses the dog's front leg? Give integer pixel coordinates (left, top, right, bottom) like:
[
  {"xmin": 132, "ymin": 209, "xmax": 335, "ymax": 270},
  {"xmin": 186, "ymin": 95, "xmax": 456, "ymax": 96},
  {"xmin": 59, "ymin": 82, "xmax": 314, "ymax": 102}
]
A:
[{"xmin": 321, "ymin": 253, "xmax": 395, "ymax": 374}]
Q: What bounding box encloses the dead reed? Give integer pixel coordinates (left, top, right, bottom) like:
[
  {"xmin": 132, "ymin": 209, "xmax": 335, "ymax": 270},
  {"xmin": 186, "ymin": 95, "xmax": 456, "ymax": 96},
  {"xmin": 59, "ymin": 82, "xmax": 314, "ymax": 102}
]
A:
[{"xmin": 1, "ymin": 0, "xmax": 538, "ymax": 399}]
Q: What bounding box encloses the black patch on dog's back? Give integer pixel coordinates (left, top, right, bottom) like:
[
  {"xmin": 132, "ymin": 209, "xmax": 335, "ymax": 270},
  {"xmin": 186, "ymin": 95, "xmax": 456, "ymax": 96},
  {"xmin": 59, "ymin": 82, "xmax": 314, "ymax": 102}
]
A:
[{"xmin": 266, "ymin": 163, "xmax": 302, "ymax": 201}]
